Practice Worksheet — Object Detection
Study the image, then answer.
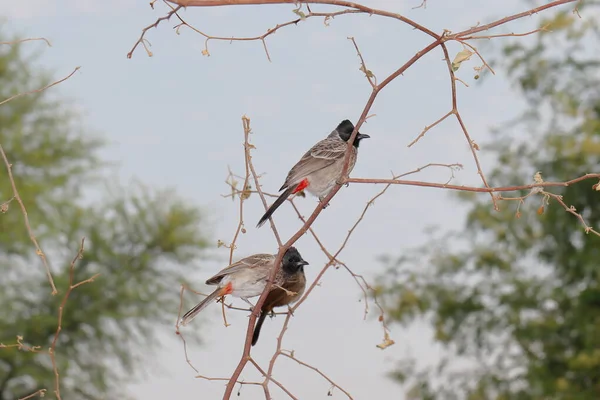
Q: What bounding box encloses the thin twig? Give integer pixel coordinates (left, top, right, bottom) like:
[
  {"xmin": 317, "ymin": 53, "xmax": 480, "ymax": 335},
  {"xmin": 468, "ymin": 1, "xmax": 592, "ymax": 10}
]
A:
[
  {"xmin": 0, "ymin": 67, "xmax": 80, "ymax": 107},
  {"xmin": 346, "ymin": 173, "xmax": 600, "ymax": 192},
  {"xmin": 0, "ymin": 37, "xmax": 52, "ymax": 47},
  {"xmin": 0, "ymin": 145, "xmax": 58, "ymax": 294},
  {"xmin": 348, "ymin": 36, "xmax": 376, "ymax": 88},
  {"xmin": 280, "ymin": 350, "xmax": 353, "ymax": 399},
  {"xmin": 242, "ymin": 115, "xmax": 283, "ymax": 246},
  {"xmin": 175, "ymin": 285, "xmax": 201, "ymax": 373},
  {"xmin": 18, "ymin": 390, "xmax": 47, "ymax": 400},
  {"xmin": 49, "ymin": 238, "xmax": 99, "ymax": 400},
  {"xmin": 408, "ymin": 111, "xmax": 453, "ymax": 147},
  {"xmin": 439, "ymin": 41, "xmax": 497, "ymax": 210}
]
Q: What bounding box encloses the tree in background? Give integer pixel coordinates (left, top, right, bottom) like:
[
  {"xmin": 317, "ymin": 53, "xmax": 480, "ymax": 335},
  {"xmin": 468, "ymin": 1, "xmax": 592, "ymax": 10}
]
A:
[
  {"xmin": 0, "ymin": 37, "xmax": 208, "ymax": 399},
  {"xmin": 378, "ymin": 4, "xmax": 600, "ymax": 399}
]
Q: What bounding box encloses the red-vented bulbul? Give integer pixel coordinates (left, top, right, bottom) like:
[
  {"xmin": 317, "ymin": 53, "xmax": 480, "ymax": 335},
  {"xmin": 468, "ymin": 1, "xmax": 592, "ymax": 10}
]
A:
[
  {"xmin": 181, "ymin": 247, "xmax": 308, "ymax": 326},
  {"xmin": 257, "ymin": 119, "xmax": 370, "ymax": 228},
  {"xmin": 251, "ymin": 249, "xmax": 308, "ymax": 346}
]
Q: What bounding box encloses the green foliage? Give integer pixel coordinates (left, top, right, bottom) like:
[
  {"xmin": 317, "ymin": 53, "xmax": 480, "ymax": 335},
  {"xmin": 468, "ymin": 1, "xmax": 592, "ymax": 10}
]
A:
[
  {"xmin": 378, "ymin": 3, "xmax": 600, "ymax": 399},
  {"xmin": 0, "ymin": 36, "xmax": 209, "ymax": 399}
]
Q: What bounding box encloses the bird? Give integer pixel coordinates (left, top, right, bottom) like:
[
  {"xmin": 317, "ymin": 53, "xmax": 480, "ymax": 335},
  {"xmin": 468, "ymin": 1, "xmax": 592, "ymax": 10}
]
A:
[
  {"xmin": 257, "ymin": 119, "xmax": 370, "ymax": 228},
  {"xmin": 180, "ymin": 247, "xmax": 308, "ymax": 326},
  {"xmin": 251, "ymin": 248, "xmax": 308, "ymax": 346}
]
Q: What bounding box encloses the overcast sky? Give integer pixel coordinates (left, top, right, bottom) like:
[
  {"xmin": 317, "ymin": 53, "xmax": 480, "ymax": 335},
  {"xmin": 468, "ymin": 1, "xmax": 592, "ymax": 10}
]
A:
[{"xmin": 4, "ymin": 0, "xmax": 567, "ymax": 399}]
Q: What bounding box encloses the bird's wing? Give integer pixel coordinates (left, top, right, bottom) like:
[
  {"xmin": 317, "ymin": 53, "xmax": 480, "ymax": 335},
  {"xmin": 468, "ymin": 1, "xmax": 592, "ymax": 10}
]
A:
[
  {"xmin": 280, "ymin": 137, "xmax": 348, "ymax": 190},
  {"xmin": 205, "ymin": 253, "xmax": 275, "ymax": 285}
]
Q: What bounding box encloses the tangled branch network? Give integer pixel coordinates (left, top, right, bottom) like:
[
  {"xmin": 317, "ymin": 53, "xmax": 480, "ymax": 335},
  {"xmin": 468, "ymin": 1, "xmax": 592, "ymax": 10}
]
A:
[{"xmin": 126, "ymin": 0, "xmax": 591, "ymax": 399}]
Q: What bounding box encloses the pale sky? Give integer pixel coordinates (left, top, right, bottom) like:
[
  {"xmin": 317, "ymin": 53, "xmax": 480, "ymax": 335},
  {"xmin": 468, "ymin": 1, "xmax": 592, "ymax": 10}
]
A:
[{"xmin": 3, "ymin": 0, "xmax": 566, "ymax": 399}]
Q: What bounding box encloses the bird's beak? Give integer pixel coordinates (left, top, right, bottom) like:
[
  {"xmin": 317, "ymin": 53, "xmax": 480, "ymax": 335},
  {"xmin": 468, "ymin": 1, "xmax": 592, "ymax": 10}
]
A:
[
  {"xmin": 298, "ymin": 260, "xmax": 309, "ymax": 267},
  {"xmin": 358, "ymin": 133, "xmax": 370, "ymax": 140}
]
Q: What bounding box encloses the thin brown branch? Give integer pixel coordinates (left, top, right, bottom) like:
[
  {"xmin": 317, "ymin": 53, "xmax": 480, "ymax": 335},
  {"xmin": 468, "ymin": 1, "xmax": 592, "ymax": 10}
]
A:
[
  {"xmin": 49, "ymin": 238, "xmax": 98, "ymax": 400},
  {"xmin": 226, "ymin": 136, "xmax": 252, "ymax": 264},
  {"xmin": 461, "ymin": 24, "xmax": 551, "ymax": 40},
  {"xmin": 280, "ymin": 350, "xmax": 353, "ymax": 399},
  {"xmin": 544, "ymin": 191, "xmax": 600, "ymax": 237},
  {"xmin": 0, "ymin": 336, "xmax": 42, "ymax": 353},
  {"xmin": 450, "ymin": 0, "xmax": 577, "ymax": 37},
  {"xmin": 439, "ymin": 41, "xmax": 498, "ymax": 210},
  {"xmin": 127, "ymin": 4, "xmax": 183, "ymax": 58},
  {"xmin": 166, "ymin": 0, "xmax": 440, "ymax": 39},
  {"xmin": 348, "ymin": 36, "xmax": 376, "ymax": 88},
  {"xmin": 412, "ymin": 0, "xmax": 427, "ymax": 10},
  {"xmin": 18, "ymin": 389, "xmax": 47, "ymax": 400},
  {"xmin": 0, "ymin": 37, "xmax": 52, "ymax": 47},
  {"xmin": 0, "ymin": 145, "xmax": 58, "ymax": 294},
  {"xmin": 0, "ymin": 67, "xmax": 80, "ymax": 107},
  {"xmin": 175, "ymin": 285, "xmax": 201, "ymax": 373},
  {"xmin": 347, "ymin": 173, "xmax": 600, "ymax": 193},
  {"xmin": 242, "ymin": 115, "xmax": 283, "ymax": 246},
  {"xmin": 455, "ymin": 40, "xmax": 496, "ymax": 75},
  {"xmin": 250, "ymin": 358, "xmax": 298, "ymax": 399},
  {"xmin": 408, "ymin": 111, "xmax": 453, "ymax": 147}
]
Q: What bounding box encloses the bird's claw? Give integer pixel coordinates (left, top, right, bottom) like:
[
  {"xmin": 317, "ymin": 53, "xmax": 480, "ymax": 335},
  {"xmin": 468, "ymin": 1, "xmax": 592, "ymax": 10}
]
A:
[
  {"xmin": 318, "ymin": 197, "xmax": 330, "ymax": 209},
  {"xmin": 287, "ymin": 305, "xmax": 295, "ymax": 316}
]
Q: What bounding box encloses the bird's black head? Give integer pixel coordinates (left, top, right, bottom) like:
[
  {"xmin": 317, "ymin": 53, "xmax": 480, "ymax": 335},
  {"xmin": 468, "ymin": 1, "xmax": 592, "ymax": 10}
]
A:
[
  {"xmin": 282, "ymin": 246, "xmax": 309, "ymax": 274},
  {"xmin": 335, "ymin": 119, "xmax": 370, "ymax": 148}
]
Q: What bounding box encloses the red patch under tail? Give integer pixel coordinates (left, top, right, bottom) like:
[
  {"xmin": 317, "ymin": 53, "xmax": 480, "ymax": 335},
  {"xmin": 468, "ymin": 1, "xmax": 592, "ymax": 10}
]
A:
[
  {"xmin": 222, "ymin": 281, "xmax": 234, "ymax": 295},
  {"xmin": 292, "ymin": 178, "xmax": 309, "ymax": 194}
]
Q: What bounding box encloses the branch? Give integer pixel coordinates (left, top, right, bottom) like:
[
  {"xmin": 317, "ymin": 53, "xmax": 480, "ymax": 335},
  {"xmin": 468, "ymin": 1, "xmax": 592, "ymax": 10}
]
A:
[
  {"xmin": 18, "ymin": 390, "xmax": 47, "ymax": 400},
  {"xmin": 346, "ymin": 173, "xmax": 600, "ymax": 192},
  {"xmin": 0, "ymin": 67, "xmax": 80, "ymax": 107},
  {"xmin": 0, "ymin": 145, "xmax": 58, "ymax": 294},
  {"xmin": 242, "ymin": 116, "xmax": 283, "ymax": 246},
  {"xmin": 438, "ymin": 41, "xmax": 497, "ymax": 210},
  {"xmin": 48, "ymin": 238, "xmax": 99, "ymax": 400},
  {"xmin": 0, "ymin": 38, "xmax": 52, "ymax": 47},
  {"xmin": 127, "ymin": 5, "xmax": 183, "ymax": 58},
  {"xmin": 166, "ymin": 0, "xmax": 440, "ymax": 39},
  {"xmin": 280, "ymin": 350, "xmax": 353, "ymax": 399}
]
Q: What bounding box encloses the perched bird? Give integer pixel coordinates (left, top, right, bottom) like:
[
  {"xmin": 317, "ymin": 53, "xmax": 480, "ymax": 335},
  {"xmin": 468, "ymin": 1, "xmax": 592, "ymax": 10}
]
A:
[
  {"xmin": 180, "ymin": 247, "xmax": 308, "ymax": 326},
  {"xmin": 251, "ymin": 249, "xmax": 308, "ymax": 346},
  {"xmin": 257, "ymin": 119, "xmax": 370, "ymax": 228}
]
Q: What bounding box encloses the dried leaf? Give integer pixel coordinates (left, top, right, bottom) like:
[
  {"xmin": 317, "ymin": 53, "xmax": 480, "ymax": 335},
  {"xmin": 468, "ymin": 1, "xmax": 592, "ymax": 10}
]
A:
[
  {"xmin": 534, "ymin": 171, "xmax": 544, "ymax": 183},
  {"xmin": 515, "ymin": 211, "xmax": 522, "ymax": 219},
  {"xmin": 201, "ymin": 49, "xmax": 210, "ymax": 57},
  {"xmin": 451, "ymin": 49, "xmax": 474, "ymax": 72},
  {"xmin": 537, "ymin": 205, "xmax": 545, "ymax": 215},
  {"xmin": 376, "ymin": 332, "xmax": 395, "ymax": 350}
]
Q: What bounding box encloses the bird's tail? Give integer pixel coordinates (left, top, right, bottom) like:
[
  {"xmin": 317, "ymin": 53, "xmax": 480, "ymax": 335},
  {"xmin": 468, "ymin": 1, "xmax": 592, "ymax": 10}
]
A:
[
  {"xmin": 252, "ymin": 310, "xmax": 269, "ymax": 346},
  {"xmin": 180, "ymin": 288, "xmax": 225, "ymax": 326},
  {"xmin": 256, "ymin": 185, "xmax": 295, "ymax": 228}
]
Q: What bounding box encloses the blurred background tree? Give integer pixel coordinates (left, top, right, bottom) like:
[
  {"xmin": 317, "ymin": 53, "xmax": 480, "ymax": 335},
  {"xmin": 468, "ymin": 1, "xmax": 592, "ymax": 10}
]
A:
[
  {"xmin": 378, "ymin": 3, "xmax": 600, "ymax": 399},
  {"xmin": 0, "ymin": 35, "xmax": 209, "ymax": 399}
]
